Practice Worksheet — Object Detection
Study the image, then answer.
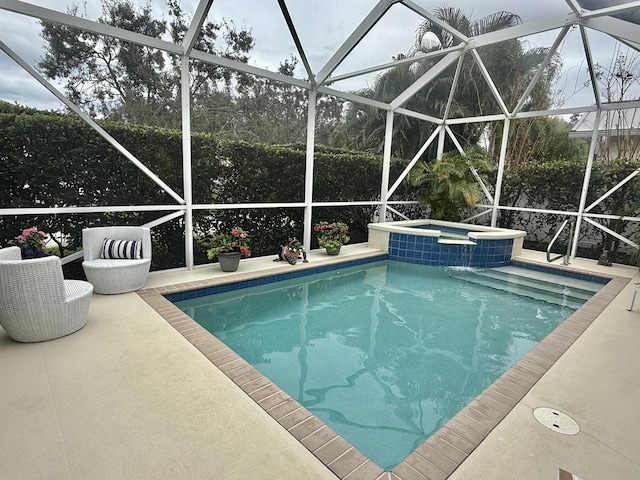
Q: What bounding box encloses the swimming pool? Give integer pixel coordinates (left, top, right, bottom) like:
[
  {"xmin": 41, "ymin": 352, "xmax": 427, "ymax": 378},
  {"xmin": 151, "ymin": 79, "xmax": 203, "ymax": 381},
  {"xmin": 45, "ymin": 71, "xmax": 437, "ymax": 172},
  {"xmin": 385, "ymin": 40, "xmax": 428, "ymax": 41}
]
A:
[{"xmin": 172, "ymin": 259, "xmax": 604, "ymax": 471}]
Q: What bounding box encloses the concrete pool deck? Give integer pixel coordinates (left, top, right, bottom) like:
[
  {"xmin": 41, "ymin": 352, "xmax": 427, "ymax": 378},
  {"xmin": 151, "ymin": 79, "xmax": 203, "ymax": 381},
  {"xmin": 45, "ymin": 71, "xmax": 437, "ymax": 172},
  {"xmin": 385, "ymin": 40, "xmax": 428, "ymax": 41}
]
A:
[{"xmin": 1, "ymin": 244, "xmax": 639, "ymax": 479}]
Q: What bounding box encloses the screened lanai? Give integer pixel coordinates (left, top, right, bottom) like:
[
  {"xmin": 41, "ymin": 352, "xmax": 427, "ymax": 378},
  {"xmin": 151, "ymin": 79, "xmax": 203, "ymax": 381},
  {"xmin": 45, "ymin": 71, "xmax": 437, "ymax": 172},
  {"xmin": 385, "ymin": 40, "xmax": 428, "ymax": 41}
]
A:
[
  {"xmin": 2, "ymin": 3, "xmax": 640, "ymax": 480},
  {"xmin": 1, "ymin": 0, "xmax": 640, "ymax": 268}
]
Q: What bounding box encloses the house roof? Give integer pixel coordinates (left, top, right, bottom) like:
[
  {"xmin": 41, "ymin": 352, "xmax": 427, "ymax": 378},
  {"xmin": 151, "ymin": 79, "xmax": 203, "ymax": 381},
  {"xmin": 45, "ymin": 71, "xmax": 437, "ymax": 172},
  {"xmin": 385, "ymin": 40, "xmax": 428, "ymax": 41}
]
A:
[{"xmin": 569, "ymin": 106, "xmax": 640, "ymax": 138}]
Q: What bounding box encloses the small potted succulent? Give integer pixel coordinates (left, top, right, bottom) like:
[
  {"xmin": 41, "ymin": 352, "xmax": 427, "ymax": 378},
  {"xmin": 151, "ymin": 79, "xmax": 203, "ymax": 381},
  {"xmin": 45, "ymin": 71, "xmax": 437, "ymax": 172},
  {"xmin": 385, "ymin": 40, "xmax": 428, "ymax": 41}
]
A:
[
  {"xmin": 314, "ymin": 221, "xmax": 350, "ymax": 255},
  {"xmin": 204, "ymin": 227, "xmax": 251, "ymax": 272}
]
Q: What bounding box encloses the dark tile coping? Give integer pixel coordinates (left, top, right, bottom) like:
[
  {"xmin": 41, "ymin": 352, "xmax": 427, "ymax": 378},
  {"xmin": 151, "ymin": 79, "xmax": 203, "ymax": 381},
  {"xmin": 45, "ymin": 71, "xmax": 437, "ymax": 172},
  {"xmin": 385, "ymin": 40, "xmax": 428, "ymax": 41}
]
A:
[
  {"xmin": 163, "ymin": 256, "xmax": 610, "ymax": 303},
  {"xmin": 164, "ymin": 253, "xmax": 388, "ymax": 302},
  {"xmin": 138, "ymin": 258, "xmax": 629, "ymax": 480}
]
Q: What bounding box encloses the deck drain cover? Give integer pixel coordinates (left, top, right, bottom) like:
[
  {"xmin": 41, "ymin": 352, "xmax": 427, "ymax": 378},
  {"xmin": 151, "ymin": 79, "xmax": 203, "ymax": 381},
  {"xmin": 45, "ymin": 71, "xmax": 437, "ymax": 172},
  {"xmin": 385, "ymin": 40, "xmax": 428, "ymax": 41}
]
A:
[{"xmin": 533, "ymin": 407, "xmax": 580, "ymax": 435}]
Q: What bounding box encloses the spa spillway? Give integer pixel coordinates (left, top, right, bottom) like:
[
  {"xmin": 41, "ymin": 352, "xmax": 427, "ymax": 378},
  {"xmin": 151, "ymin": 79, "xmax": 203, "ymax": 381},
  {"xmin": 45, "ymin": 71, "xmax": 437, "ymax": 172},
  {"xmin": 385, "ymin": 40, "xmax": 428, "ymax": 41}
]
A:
[{"xmin": 368, "ymin": 219, "xmax": 526, "ymax": 268}]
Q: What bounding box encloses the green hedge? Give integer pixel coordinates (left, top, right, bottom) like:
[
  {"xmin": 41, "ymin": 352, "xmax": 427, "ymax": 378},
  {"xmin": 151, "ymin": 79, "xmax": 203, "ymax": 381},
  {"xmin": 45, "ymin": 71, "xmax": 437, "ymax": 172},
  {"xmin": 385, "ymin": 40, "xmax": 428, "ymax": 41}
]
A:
[
  {"xmin": 0, "ymin": 103, "xmax": 413, "ymax": 271},
  {"xmin": 4, "ymin": 102, "xmax": 637, "ymax": 270},
  {"xmin": 499, "ymin": 158, "xmax": 640, "ymax": 259}
]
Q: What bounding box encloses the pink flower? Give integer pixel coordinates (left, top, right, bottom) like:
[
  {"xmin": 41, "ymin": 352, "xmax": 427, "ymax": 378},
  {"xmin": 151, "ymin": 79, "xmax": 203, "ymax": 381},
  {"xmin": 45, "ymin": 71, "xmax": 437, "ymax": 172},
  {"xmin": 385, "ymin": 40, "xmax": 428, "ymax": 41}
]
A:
[
  {"xmin": 205, "ymin": 227, "xmax": 251, "ymax": 259},
  {"xmin": 10, "ymin": 226, "xmax": 48, "ymax": 253}
]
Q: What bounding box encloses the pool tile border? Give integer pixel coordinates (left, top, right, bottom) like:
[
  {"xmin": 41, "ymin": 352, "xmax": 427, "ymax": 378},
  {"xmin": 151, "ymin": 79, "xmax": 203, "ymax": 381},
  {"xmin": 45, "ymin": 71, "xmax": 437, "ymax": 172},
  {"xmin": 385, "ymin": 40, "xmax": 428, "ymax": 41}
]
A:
[
  {"xmin": 138, "ymin": 258, "xmax": 629, "ymax": 480},
  {"xmin": 163, "ymin": 253, "xmax": 387, "ymax": 302}
]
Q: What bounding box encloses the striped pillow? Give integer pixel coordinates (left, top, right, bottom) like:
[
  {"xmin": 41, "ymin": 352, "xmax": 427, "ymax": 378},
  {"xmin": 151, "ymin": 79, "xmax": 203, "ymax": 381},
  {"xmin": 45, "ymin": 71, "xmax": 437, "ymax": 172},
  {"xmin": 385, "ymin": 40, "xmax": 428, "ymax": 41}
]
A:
[{"xmin": 100, "ymin": 238, "xmax": 142, "ymax": 259}]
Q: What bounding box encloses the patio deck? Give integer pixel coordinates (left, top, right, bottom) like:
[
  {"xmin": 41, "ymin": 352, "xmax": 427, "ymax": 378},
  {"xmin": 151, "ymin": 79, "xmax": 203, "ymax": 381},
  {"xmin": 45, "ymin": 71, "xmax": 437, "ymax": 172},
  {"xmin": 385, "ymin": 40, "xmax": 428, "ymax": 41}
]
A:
[{"xmin": 1, "ymin": 244, "xmax": 639, "ymax": 480}]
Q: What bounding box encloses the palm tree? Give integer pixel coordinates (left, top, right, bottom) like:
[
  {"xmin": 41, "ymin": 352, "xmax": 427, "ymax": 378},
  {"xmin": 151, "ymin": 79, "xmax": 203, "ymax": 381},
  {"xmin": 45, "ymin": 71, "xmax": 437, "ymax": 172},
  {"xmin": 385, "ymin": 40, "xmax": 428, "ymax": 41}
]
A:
[
  {"xmin": 415, "ymin": 8, "xmax": 561, "ymax": 165},
  {"xmin": 414, "ymin": 8, "xmax": 521, "ymax": 50},
  {"xmin": 408, "ymin": 149, "xmax": 489, "ymax": 221},
  {"xmin": 339, "ymin": 8, "xmax": 556, "ymax": 159}
]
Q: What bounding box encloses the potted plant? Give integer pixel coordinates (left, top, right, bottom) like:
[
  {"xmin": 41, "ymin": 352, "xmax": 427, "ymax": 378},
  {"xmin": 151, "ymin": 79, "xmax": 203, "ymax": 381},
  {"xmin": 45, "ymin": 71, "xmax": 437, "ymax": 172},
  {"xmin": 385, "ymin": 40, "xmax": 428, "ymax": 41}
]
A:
[
  {"xmin": 314, "ymin": 221, "xmax": 350, "ymax": 255},
  {"xmin": 288, "ymin": 239, "xmax": 304, "ymax": 260},
  {"xmin": 204, "ymin": 227, "xmax": 251, "ymax": 272},
  {"xmin": 275, "ymin": 238, "xmax": 307, "ymax": 264},
  {"xmin": 7, "ymin": 226, "xmax": 49, "ymax": 259}
]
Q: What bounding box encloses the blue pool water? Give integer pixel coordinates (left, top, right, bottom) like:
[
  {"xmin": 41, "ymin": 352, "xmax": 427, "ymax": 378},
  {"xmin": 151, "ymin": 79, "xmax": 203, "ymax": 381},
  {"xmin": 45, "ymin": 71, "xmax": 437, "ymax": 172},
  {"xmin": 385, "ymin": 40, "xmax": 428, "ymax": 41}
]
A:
[{"xmin": 174, "ymin": 260, "xmax": 596, "ymax": 470}]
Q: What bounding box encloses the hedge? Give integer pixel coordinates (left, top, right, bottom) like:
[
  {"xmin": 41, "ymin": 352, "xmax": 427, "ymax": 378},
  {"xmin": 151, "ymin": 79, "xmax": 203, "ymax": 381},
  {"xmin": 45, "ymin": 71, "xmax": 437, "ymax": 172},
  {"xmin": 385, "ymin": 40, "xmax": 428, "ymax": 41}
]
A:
[
  {"xmin": 0, "ymin": 103, "xmax": 414, "ymax": 271},
  {"xmin": 3, "ymin": 102, "xmax": 638, "ymax": 271}
]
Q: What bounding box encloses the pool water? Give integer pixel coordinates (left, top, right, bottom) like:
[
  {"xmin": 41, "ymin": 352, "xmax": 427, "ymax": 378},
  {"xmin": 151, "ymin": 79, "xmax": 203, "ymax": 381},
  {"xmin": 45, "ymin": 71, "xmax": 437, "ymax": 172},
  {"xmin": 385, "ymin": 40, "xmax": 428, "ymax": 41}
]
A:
[{"xmin": 175, "ymin": 260, "xmax": 596, "ymax": 470}]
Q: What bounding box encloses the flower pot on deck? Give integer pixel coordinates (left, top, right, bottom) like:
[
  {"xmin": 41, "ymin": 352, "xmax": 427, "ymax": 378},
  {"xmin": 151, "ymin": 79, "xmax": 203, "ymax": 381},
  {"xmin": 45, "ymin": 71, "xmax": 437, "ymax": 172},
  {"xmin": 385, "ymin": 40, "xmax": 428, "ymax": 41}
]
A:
[
  {"xmin": 218, "ymin": 252, "xmax": 241, "ymax": 272},
  {"xmin": 325, "ymin": 246, "xmax": 341, "ymax": 256},
  {"xmin": 21, "ymin": 248, "xmax": 46, "ymax": 260}
]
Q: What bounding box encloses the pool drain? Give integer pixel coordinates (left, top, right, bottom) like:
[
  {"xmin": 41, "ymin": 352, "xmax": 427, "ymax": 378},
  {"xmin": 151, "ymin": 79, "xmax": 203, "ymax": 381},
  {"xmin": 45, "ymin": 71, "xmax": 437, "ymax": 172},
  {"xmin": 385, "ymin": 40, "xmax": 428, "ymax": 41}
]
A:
[{"xmin": 533, "ymin": 407, "xmax": 580, "ymax": 435}]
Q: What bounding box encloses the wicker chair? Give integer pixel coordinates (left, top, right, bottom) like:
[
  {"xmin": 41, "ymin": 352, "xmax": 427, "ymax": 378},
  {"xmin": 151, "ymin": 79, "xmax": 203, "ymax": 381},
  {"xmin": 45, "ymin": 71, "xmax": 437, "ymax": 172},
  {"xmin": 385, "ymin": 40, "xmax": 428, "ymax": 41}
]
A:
[
  {"xmin": 0, "ymin": 247, "xmax": 93, "ymax": 342},
  {"xmin": 82, "ymin": 226, "xmax": 152, "ymax": 294},
  {"xmin": 0, "ymin": 246, "xmax": 22, "ymax": 261}
]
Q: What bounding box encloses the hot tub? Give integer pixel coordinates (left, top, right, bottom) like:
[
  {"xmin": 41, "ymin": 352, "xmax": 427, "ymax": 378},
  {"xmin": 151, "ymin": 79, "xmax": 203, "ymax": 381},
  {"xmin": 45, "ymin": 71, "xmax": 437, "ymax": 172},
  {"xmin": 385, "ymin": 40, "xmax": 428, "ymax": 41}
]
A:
[{"xmin": 368, "ymin": 219, "xmax": 526, "ymax": 267}]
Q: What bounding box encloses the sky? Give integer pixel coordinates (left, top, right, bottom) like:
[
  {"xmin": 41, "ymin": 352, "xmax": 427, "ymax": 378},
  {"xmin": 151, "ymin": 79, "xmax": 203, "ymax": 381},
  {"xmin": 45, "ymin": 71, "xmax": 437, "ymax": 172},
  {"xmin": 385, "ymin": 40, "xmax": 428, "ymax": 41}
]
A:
[{"xmin": 0, "ymin": 0, "xmax": 636, "ymax": 112}]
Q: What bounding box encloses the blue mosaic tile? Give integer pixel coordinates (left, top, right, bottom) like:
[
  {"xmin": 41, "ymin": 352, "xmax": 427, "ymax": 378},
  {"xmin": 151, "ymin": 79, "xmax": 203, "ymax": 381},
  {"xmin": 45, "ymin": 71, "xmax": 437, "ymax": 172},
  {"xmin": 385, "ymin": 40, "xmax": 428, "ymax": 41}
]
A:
[
  {"xmin": 384, "ymin": 232, "xmax": 516, "ymax": 268},
  {"xmin": 165, "ymin": 254, "xmax": 389, "ymax": 302}
]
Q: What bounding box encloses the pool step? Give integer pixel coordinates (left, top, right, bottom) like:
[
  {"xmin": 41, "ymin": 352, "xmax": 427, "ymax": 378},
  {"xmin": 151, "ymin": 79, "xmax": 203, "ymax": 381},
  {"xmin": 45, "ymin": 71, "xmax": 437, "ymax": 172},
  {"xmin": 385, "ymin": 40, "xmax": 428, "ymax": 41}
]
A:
[
  {"xmin": 480, "ymin": 267, "xmax": 600, "ymax": 301},
  {"xmin": 450, "ymin": 273, "xmax": 586, "ymax": 309},
  {"xmin": 447, "ymin": 267, "xmax": 602, "ymax": 309},
  {"xmin": 492, "ymin": 266, "xmax": 602, "ymax": 293}
]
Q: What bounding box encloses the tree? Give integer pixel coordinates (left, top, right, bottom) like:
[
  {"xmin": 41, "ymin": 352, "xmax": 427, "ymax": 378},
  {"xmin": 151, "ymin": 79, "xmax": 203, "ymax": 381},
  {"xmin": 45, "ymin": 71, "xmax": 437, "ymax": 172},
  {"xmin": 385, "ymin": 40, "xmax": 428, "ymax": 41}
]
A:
[
  {"xmin": 229, "ymin": 57, "xmax": 343, "ymax": 145},
  {"xmin": 591, "ymin": 50, "xmax": 640, "ymax": 161},
  {"xmin": 38, "ymin": 0, "xmax": 255, "ymax": 127},
  {"xmin": 338, "ymin": 8, "xmax": 557, "ymax": 161},
  {"xmin": 37, "ymin": 1, "xmax": 342, "ymax": 145},
  {"xmin": 408, "ymin": 149, "xmax": 489, "ymax": 221},
  {"xmin": 336, "ymin": 53, "xmax": 422, "ymax": 157},
  {"xmin": 490, "ymin": 116, "xmax": 589, "ymax": 167},
  {"xmin": 186, "ymin": 56, "xmax": 343, "ymax": 144}
]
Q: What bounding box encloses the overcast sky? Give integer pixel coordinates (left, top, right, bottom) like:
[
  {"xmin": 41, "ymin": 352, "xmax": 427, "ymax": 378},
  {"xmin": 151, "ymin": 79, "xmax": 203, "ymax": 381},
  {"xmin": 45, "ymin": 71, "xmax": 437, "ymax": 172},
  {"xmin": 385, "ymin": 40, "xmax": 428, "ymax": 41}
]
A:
[{"xmin": 0, "ymin": 0, "xmax": 635, "ymax": 111}]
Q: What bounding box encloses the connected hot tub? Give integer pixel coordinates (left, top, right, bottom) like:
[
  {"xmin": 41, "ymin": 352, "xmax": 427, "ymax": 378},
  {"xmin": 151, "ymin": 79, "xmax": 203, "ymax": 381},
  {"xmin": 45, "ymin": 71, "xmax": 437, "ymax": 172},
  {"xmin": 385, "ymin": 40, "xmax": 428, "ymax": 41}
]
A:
[{"xmin": 368, "ymin": 219, "xmax": 526, "ymax": 267}]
